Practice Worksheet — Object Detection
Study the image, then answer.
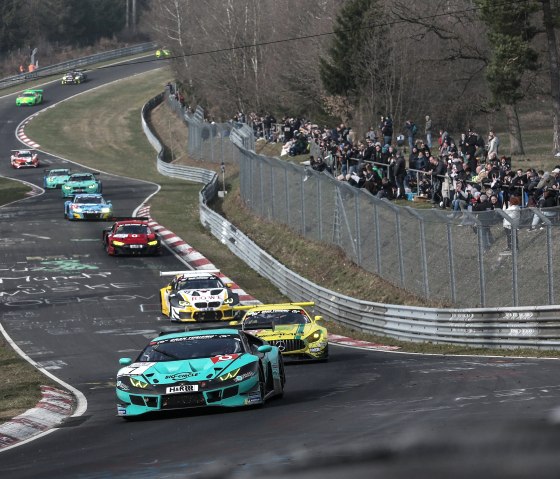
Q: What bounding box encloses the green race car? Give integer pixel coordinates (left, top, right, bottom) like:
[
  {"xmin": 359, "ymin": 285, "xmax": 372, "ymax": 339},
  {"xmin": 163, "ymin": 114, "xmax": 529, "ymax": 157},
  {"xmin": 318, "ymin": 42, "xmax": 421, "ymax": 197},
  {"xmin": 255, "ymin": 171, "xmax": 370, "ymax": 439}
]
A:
[
  {"xmin": 16, "ymin": 89, "xmax": 43, "ymax": 106},
  {"xmin": 116, "ymin": 328, "xmax": 285, "ymax": 418},
  {"xmin": 43, "ymin": 169, "xmax": 71, "ymax": 189},
  {"xmin": 61, "ymin": 172, "xmax": 102, "ymax": 198}
]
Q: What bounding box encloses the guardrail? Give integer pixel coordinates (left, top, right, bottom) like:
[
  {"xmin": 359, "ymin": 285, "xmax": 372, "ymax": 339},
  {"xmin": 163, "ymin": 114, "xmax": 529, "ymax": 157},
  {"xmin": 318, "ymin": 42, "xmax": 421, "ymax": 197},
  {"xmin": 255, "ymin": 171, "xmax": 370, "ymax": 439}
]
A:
[
  {"xmin": 0, "ymin": 42, "xmax": 156, "ymax": 90},
  {"xmin": 141, "ymin": 92, "xmax": 560, "ymax": 350}
]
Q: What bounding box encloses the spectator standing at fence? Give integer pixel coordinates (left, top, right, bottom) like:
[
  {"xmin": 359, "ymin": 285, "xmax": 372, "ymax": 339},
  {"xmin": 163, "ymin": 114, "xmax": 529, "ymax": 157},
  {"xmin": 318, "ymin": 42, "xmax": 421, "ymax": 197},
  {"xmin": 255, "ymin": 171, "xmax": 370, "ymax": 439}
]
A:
[
  {"xmin": 393, "ymin": 155, "xmax": 407, "ymax": 199},
  {"xmin": 366, "ymin": 126, "xmax": 377, "ymax": 142},
  {"xmin": 503, "ymin": 196, "xmax": 521, "ymax": 253},
  {"xmin": 425, "ymin": 115, "xmax": 432, "ymax": 148},
  {"xmin": 473, "ymin": 193, "xmax": 495, "ymax": 251},
  {"xmin": 429, "ymin": 155, "xmax": 446, "ymax": 205},
  {"xmin": 529, "ymin": 190, "xmax": 557, "ymax": 231}
]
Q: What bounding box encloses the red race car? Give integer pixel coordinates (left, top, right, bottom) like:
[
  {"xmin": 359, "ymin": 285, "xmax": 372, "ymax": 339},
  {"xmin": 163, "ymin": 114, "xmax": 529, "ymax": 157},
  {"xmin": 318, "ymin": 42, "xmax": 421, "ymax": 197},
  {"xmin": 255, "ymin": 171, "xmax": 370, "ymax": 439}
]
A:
[
  {"xmin": 102, "ymin": 218, "xmax": 162, "ymax": 256},
  {"xmin": 11, "ymin": 149, "xmax": 40, "ymax": 168}
]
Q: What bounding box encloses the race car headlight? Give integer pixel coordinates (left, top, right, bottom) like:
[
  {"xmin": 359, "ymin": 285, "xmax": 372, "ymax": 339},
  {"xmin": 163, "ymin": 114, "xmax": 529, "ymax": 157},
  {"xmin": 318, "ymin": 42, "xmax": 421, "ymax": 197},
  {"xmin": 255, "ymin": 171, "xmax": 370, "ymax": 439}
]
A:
[
  {"xmin": 120, "ymin": 376, "xmax": 154, "ymax": 391},
  {"xmin": 112, "ymin": 240, "xmax": 125, "ymax": 246},
  {"xmin": 147, "ymin": 240, "xmax": 159, "ymax": 246},
  {"xmin": 88, "ymin": 184, "xmax": 96, "ymax": 189},
  {"xmin": 223, "ymin": 297, "xmax": 235, "ymax": 304},
  {"xmin": 62, "ymin": 185, "xmax": 70, "ymax": 190},
  {"xmin": 101, "ymin": 207, "xmax": 111, "ymax": 213},
  {"xmin": 305, "ymin": 330, "xmax": 323, "ymax": 343}
]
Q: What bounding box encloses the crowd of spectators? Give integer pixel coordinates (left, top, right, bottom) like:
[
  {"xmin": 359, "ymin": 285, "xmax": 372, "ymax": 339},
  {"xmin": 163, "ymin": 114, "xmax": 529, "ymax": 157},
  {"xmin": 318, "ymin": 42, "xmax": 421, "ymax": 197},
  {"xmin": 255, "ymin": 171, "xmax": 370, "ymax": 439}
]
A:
[{"xmin": 243, "ymin": 110, "xmax": 560, "ymax": 247}]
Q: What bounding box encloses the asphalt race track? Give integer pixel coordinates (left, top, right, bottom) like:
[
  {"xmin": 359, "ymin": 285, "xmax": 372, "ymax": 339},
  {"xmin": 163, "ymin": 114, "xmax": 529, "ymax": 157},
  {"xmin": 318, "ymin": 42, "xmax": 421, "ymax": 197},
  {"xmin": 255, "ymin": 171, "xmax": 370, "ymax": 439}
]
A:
[{"xmin": 2, "ymin": 59, "xmax": 560, "ymax": 479}]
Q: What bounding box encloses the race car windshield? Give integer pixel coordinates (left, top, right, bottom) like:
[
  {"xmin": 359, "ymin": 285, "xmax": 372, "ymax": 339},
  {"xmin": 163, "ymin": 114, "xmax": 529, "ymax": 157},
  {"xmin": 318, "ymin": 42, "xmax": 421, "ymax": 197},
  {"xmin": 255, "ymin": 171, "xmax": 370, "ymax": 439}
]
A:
[
  {"xmin": 75, "ymin": 197, "xmax": 103, "ymax": 204},
  {"xmin": 49, "ymin": 171, "xmax": 69, "ymax": 176},
  {"xmin": 116, "ymin": 225, "xmax": 149, "ymax": 235},
  {"xmin": 138, "ymin": 335, "xmax": 242, "ymax": 362},
  {"xmin": 18, "ymin": 152, "xmax": 32, "ymax": 157},
  {"xmin": 177, "ymin": 278, "xmax": 224, "ymax": 290},
  {"xmin": 244, "ymin": 310, "xmax": 310, "ymax": 329},
  {"xmin": 22, "ymin": 92, "xmax": 36, "ymax": 97}
]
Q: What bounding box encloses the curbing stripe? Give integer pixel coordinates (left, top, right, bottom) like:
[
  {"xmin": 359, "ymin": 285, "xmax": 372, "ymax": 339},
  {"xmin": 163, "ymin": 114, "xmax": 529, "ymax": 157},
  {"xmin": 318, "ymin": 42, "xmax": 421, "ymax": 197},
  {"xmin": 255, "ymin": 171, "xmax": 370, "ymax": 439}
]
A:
[{"xmin": 0, "ymin": 386, "xmax": 74, "ymax": 450}]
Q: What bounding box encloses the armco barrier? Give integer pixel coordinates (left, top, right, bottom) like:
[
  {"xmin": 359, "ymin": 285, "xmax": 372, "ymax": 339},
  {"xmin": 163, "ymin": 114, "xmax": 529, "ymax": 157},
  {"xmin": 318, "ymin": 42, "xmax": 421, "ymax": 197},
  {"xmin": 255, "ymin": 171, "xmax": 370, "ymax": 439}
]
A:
[
  {"xmin": 142, "ymin": 93, "xmax": 560, "ymax": 350},
  {"xmin": 0, "ymin": 42, "xmax": 156, "ymax": 90}
]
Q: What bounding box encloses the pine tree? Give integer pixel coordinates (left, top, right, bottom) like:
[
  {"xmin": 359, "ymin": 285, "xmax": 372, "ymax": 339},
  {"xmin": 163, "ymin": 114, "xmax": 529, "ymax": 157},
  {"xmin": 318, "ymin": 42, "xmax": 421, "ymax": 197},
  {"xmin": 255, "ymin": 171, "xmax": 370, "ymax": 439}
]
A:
[
  {"xmin": 476, "ymin": 0, "xmax": 539, "ymax": 155},
  {"xmin": 319, "ymin": 0, "xmax": 379, "ymax": 99}
]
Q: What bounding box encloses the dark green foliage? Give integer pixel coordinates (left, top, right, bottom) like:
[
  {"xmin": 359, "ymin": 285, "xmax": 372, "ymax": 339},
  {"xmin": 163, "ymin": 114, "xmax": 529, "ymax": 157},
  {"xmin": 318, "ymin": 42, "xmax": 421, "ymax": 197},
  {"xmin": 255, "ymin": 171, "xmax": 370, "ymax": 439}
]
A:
[
  {"xmin": 319, "ymin": 0, "xmax": 378, "ymax": 97},
  {"xmin": 476, "ymin": 0, "xmax": 539, "ymax": 105},
  {"xmin": 0, "ymin": 0, "xmax": 135, "ymax": 54}
]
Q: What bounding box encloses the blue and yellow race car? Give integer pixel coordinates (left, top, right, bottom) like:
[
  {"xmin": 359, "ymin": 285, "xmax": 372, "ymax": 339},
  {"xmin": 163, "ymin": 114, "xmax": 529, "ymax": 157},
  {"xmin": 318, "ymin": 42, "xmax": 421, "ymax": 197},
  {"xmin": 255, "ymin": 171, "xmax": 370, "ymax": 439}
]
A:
[
  {"xmin": 61, "ymin": 172, "xmax": 101, "ymax": 198},
  {"xmin": 116, "ymin": 328, "xmax": 285, "ymax": 418},
  {"xmin": 64, "ymin": 193, "xmax": 112, "ymax": 220},
  {"xmin": 239, "ymin": 302, "xmax": 328, "ymax": 361},
  {"xmin": 43, "ymin": 168, "xmax": 71, "ymax": 189}
]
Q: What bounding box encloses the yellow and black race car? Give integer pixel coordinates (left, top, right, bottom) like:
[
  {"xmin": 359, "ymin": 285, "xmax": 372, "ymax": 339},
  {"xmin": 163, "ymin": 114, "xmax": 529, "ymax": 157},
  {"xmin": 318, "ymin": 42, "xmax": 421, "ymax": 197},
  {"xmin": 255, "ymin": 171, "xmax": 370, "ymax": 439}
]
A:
[
  {"xmin": 159, "ymin": 270, "xmax": 240, "ymax": 322},
  {"xmin": 238, "ymin": 302, "xmax": 328, "ymax": 361}
]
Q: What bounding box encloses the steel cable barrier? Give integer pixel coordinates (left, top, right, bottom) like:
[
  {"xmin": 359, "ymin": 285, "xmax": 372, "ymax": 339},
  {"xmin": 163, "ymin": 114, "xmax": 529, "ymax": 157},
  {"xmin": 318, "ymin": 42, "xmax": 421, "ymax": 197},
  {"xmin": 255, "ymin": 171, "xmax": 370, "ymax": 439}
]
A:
[
  {"xmin": 142, "ymin": 93, "xmax": 560, "ymax": 349},
  {"xmin": 0, "ymin": 42, "xmax": 156, "ymax": 89}
]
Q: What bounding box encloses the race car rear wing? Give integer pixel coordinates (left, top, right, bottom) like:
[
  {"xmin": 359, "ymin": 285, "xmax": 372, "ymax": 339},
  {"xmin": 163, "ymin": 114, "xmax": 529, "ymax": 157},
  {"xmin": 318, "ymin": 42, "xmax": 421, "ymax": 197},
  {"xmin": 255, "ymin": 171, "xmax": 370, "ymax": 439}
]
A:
[
  {"xmin": 232, "ymin": 301, "xmax": 315, "ymax": 312},
  {"xmin": 160, "ymin": 269, "xmax": 220, "ymax": 277},
  {"xmin": 11, "ymin": 149, "xmax": 35, "ymax": 152},
  {"xmin": 105, "ymin": 217, "xmax": 151, "ymax": 224}
]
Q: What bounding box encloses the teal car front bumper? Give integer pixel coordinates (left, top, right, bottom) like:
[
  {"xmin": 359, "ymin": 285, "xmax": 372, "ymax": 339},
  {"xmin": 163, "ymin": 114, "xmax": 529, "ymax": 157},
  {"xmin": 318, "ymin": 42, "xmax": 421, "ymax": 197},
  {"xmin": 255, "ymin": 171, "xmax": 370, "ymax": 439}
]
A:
[{"xmin": 116, "ymin": 374, "xmax": 262, "ymax": 417}]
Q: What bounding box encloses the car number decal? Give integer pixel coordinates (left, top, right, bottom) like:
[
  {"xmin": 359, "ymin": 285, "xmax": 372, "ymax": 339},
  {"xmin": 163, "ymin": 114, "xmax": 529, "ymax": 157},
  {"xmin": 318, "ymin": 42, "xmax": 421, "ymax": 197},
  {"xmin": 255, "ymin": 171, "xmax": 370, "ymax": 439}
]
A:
[
  {"xmin": 166, "ymin": 384, "xmax": 198, "ymax": 394},
  {"xmin": 119, "ymin": 362, "xmax": 155, "ymax": 376},
  {"xmin": 211, "ymin": 354, "xmax": 239, "ymax": 363}
]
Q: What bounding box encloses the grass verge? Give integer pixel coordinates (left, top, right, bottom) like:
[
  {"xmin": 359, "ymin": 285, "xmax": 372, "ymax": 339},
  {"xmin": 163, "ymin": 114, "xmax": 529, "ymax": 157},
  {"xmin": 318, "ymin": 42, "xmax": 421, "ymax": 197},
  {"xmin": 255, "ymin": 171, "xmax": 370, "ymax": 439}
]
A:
[{"xmin": 20, "ymin": 68, "xmax": 560, "ymax": 363}]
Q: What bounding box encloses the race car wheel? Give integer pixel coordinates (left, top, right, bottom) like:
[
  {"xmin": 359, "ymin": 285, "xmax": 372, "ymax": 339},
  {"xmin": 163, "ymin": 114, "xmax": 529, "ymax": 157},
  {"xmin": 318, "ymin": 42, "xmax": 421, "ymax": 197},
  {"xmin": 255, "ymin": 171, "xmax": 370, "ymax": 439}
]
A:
[{"xmin": 279, "ymin": 359, "xmax": 286, "ymax": 391}]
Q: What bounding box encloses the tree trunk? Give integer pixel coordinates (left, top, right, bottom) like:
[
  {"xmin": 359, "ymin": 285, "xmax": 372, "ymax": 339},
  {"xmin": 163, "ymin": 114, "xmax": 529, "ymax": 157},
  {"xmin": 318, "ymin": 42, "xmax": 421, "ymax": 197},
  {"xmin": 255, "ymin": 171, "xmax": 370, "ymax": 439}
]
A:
[
  {"xmin": 541, "ymin": 0, "xmax": 560, "ymax": 155},
  {"xmin": 504, "ymin": 103, "xmax": 524, "ymax": 155}
]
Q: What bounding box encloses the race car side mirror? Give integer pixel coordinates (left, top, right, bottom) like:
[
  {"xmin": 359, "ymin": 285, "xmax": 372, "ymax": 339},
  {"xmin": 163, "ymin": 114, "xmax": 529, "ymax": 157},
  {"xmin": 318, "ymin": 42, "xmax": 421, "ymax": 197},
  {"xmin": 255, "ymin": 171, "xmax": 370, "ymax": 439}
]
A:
[
  {"xmin": 119, "ymin": 358, "xmax": 132, "ymax": 366},
  {"xmin": 314, "ymin": 315, "xmax": 323, "ymax": 323},
  {"xmin": 257, "ymin": 345, "xmax": 272, "ymax": 353}
]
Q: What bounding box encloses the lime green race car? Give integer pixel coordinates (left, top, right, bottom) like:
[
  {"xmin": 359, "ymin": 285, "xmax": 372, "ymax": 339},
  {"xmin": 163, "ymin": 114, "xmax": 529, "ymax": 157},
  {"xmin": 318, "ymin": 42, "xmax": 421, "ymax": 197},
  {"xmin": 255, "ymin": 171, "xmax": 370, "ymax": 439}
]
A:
[
  {"xmin": 155, "ymin": 48, "xmax": 172, "ymax": 59},
  {"xmin": 16, "ymin": 89, "xmax": 43, "ymax": 106},
  {"xmin": 238, "ymin": 302, "xmax": 329, "ymax": 361}
]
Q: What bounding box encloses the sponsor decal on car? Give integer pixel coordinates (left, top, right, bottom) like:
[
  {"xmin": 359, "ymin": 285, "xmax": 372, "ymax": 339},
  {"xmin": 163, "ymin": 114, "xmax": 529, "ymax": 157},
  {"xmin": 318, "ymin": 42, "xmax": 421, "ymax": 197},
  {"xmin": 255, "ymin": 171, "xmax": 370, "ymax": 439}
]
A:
[
  {"xmin": 234, "ymin": 371, "xmax": 255, "ymax": 382},
  {"xmin": 165, "ymin": 372, "xmax": 198, "ymax": 380},
  {"xmin": 166, "ymin": 384, "xmax": 199, "ymax": 394}
]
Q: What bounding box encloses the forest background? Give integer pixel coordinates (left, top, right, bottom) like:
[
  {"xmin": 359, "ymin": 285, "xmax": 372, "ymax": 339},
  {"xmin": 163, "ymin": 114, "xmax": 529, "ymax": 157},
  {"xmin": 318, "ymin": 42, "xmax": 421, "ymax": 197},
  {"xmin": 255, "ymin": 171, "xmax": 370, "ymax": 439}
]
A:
[{"xmin": 2, "ymin": 0, "xmax": 560, "ymax": 159}]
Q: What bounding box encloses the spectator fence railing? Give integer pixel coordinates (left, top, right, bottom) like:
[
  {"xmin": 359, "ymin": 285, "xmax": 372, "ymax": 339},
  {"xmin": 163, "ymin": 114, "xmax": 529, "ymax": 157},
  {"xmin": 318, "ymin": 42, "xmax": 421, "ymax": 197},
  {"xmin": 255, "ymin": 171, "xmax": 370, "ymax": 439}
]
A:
[
  {"xmin": 159, "ymin": 94, "xmax": 560, "ymax": 308},
  {"xmin": 141, "ymin": 92, "xmax": 560, "ymax": 349},
  {"xmin": 0, "ymin": 42, "xmax": 156, "ymax": 90}
]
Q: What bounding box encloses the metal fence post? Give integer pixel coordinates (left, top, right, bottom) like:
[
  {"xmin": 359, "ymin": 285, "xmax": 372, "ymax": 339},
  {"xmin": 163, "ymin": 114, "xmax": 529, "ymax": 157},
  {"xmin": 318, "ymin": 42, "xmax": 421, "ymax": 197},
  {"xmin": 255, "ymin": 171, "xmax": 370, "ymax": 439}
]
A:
[
  {"xmin": 446, "ymin": 224, "xmax": 457, "ymax": 304},
  {"xmin": 355, "ymin": 192, "xmax": 361, "ymax": 265}
]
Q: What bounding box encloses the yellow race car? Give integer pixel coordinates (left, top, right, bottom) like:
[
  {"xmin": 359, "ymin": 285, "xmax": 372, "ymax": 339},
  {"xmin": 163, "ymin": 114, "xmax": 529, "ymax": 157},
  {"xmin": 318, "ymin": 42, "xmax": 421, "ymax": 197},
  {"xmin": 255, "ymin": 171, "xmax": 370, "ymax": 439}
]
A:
[
  {"xmin": 239, "ymin": 302, "xmax": 328, "ymax": 361},
  {"xmin": 159, "ymin": 270, "xmax": 240, "ymax": 322}
]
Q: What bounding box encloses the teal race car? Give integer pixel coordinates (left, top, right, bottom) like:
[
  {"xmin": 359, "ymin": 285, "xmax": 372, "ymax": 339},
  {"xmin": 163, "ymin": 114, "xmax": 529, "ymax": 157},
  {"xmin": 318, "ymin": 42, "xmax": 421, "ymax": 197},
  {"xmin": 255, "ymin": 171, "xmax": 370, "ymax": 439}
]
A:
[
  {"xmin": 116, "ymin": 328, "xmax": 285, "ymax": 418},
  {"xmin": 16, "ymin": 89, "xmax": 43, "ymax": 106},
  {"xmin": 43, "ymin": 169, "xmax": 71, "ymax": 189},
  {"xmin": 64, "ymin": 193, "xmax": 113, "ymax": 220},
  {"xmin": 61, "ymin": 172, "xmax": 101, "ymax": 198}
]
